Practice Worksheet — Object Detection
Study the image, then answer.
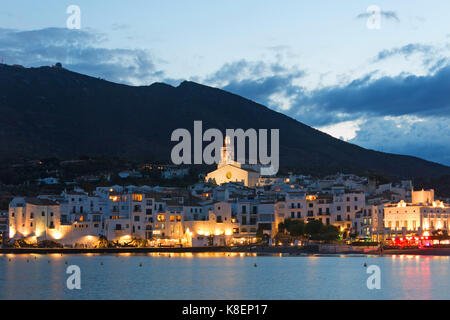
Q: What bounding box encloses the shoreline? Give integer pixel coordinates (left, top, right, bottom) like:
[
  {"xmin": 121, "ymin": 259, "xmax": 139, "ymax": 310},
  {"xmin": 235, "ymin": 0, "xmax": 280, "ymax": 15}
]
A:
[
  {"xmin": 0, "ymin": 246, "xmax": 311, "ymax": 255},
  {"xmin": 1, "ymin": 246, "xmax": 450, "ymax": 256}
]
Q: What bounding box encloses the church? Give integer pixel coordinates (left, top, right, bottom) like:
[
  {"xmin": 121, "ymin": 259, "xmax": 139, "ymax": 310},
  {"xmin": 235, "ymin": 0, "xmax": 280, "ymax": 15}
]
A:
[{"xmin": 205, "ymin": 136, "xmax": 260, "ymax": 187}]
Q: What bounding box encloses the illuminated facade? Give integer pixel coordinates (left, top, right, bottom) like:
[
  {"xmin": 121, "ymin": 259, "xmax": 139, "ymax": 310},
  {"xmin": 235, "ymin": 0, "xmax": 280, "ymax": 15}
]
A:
[
  {"xmin": 277, "ymin": 191, "xmax": 365, "ymax": 232},
  {"xmin": 9, "ymin": 197, "xmax": 61, "ymax": 242},
  {"xmin": 205, "ymin": 136, "xmax": 260, "ymax": 187},
  {"xmin": 384, "ymin": 199, "xmax": 450, "ymax": 233}
]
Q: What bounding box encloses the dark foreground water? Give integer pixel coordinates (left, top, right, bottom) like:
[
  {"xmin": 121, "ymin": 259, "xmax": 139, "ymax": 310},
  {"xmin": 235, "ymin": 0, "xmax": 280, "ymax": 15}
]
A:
[{"xmin": 0, "ymin": 253, "xmax": 449, "ymax": 299}]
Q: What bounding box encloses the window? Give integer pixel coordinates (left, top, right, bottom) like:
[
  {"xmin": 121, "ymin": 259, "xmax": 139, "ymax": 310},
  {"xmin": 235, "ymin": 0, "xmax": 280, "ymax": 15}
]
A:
[
  {"xmin": 170, "ymin": 215, "xmax": 175, "ymax": 222},
  {"xmin": 132, "ymin": 194, "xmax": 143, "ymax": 202},
  {"xmin": 157, "ymin": 214, "xmax": 165, "ymax": 222},
  {"xmin": 146, "ymin": 209, "xmax": 152, "ymax": 215},
  {"xmin": 30, "ymin": 212, "xmax": 34, "ymax": 219},
  {"xmin": 297, "ymin": 212, "xmax": 301, "ymax": 218},
  {"xmin": 242, "ymin": 206, "xmax": 247, "ymax": 214},
  {"xmin": 217, "ymin": 216, "xmax": 223, "ymax": 223},
  {"xmin": 347, "ymin": 206, "xmax": 350, "ymax": 212},
  {"xmin": 176, "ymin": 215, "xmax": 181, "ymax": 222},
  {"xmin": 291, "ymin": 212, "xmax": 295, "ymax": 218},
  {"xmin": 134, "ymin": 216, "xmax": 140, "ymax": 222},
  {"xmin": 41, "ymin": 211, "xmax": 45, "ymax": 216}
]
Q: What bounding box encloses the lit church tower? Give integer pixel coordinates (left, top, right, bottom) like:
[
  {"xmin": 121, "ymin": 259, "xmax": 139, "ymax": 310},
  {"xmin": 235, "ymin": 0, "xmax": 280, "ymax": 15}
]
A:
[
  {"xmin": 205, "ymin": 135, "xmax": 259, "ymax": 186},
  {"xmin": 219, "ymin": 136, "xmax": 240, "ymax": 168}
]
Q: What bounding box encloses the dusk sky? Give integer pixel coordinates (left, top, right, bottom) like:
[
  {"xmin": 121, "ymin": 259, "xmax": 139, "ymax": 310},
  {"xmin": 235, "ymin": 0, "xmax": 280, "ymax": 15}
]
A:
[{"xmin": 2, "ymin": 1, "xmax": 450, "ymax": 165}]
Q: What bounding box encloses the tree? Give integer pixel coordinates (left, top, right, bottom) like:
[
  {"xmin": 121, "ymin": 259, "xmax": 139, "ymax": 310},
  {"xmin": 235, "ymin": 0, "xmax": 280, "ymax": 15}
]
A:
[
  {"xmin": 305, "ymin": 220, "xmax": 323, "ymax": 236},
  {"xmin": 279, "ymin": 219, "xmax": 305, "ymax": 237}
]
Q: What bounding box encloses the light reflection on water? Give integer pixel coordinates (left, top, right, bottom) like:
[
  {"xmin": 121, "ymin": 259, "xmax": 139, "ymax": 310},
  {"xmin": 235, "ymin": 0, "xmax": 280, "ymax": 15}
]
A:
[{"xmin": 0, "ymin": 253, "xmax": 449, "ymax": 300}]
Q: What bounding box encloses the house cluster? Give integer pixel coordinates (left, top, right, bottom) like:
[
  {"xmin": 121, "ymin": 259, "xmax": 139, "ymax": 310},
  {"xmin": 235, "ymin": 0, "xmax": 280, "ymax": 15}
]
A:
[
  {"xmin": 6, "ymin": 171, "xmax": 449, "ymax": 247},
  {"xmin": 5, "ymin": 139, "xmax": 450, "ymax": 247}
]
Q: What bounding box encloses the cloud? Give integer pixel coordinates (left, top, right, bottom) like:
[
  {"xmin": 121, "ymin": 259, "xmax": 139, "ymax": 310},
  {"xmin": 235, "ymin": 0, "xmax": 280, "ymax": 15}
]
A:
[
  {"xmin": 0, "ymin": 27, "xmax": 164, "ymax": 85},
  {"xmin": 356, "ymin": 9, "xmax": 400, "ymax": 22},
  {"xmin": 294, "ymin": 65, "xmax": 450, "ymax": 126},
  {"xmin": 374, "ymin": 43, "xmax": 435, "ymax": 62},
  {"xmin": 349, "ymin": 116, "xmax": 450, "ymax": 165},
  {"xmin": 204, "ymin": 59, "xmax": 304, "ymax": 108}
]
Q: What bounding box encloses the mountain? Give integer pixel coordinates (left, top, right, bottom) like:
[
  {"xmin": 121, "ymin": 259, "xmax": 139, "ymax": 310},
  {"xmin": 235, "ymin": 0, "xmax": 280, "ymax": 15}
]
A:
[{"xmin": 0, "ymin": 63, "xmax": 449, "ymax": 179}]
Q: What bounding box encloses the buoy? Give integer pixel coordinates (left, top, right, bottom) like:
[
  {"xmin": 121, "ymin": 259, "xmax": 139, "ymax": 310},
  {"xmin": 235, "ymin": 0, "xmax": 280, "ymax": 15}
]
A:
[
  {"xmin": 27, "ymin": 259, "xmax": 29, "ymax": 263},
  {"xmin": 100, "ymin": 262, "xmax": 104, "ymax": 266},
  {"xmin": 8, "ymin": 259, "xmax": 11, "ymax": 262},
  {"xmin": 139, "ymin": 263, "xmax": 142, "ymax": 267},
  {"xmin": 65, "ymin": 261, "xmax": 68, "ymax": 265},
  {"xmin": 364, "ymin": 263, "xmax": 367, "ymax": 267},
  {"xmin": 254, "ymin": 263, "xmax": 257, "ymax": 267}
]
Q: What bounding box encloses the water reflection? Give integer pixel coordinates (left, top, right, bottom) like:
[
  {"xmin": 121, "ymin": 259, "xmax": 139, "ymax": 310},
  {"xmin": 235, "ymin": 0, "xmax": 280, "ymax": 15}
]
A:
[{"xmin": 0, "ymin": 254, "xmax": 449, "ymax": 299}]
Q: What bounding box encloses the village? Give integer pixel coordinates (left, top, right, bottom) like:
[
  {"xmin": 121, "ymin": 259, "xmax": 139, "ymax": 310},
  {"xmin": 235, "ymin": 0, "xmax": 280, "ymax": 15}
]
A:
[{"xmin": 3, "ymin": 138, "xmax": 450, "ymax": 250}]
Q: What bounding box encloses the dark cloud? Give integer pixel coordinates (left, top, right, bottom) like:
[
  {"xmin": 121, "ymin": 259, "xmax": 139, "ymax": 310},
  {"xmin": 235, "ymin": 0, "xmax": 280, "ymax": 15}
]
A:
[
  {"xmin": 0, "ymin": 27, "xmax": 163, "ymax": 85},
  {"xmin": 295, "ymin": 65, "xmax": 450, "ymax": 126},
  {"xmin": 205, "ymin": 59, "xmax": 304, "ymax": 106}
]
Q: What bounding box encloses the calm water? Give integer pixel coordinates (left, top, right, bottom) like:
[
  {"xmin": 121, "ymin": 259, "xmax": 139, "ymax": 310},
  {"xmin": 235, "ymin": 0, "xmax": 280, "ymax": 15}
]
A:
[{"xmin": 0, "ymin": 253, "xmax": 449, "ymax": 299}]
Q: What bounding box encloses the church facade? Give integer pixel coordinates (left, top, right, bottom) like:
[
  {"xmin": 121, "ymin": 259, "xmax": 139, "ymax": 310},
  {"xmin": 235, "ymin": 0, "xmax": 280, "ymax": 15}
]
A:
[{"xmin": 205, "ymin": 136, "xmax": 260, "ymax": 187}]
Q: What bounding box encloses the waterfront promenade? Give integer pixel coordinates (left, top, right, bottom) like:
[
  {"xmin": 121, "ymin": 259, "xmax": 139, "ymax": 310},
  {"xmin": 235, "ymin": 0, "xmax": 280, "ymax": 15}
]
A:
[{"xmin": 2, "ymin": 245, "xmax": 450, "ymax": 256}]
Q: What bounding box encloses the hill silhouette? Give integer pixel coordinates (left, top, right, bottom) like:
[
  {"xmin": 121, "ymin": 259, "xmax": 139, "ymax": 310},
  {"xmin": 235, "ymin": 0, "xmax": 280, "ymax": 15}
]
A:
[{"xmin": 0, "ymin": 63, "xmax": 448, "ymax": 179}]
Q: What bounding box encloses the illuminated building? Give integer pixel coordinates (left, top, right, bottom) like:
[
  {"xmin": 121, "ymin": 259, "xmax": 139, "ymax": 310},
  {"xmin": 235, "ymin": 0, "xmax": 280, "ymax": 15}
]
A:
[
  {"xmin": 205, "ymin": 136, "xmax": 260, "ymax": 187},
  {"xmin": 384, "ymin": 199, "xmax": 450, "ymax": 234}
]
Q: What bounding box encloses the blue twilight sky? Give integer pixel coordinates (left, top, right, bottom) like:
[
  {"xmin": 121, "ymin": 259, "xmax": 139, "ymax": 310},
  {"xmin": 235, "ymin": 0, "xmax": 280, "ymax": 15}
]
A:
[{"xmin": 1, "ymin": 1, "xmax": 450, "ymax": 165}]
